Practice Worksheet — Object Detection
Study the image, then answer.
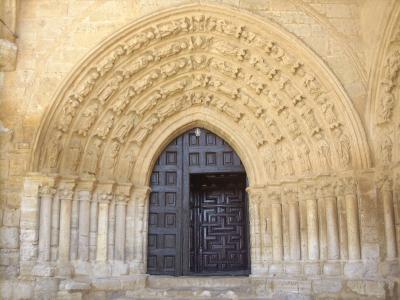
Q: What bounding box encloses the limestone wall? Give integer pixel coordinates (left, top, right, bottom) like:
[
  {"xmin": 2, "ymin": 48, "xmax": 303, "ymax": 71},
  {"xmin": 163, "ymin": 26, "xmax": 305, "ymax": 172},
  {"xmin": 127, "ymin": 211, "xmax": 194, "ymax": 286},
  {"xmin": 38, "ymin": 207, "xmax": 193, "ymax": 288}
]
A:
[{"xmin": 0, "ymin": 1, "xmax": 400, "ymax": 299}]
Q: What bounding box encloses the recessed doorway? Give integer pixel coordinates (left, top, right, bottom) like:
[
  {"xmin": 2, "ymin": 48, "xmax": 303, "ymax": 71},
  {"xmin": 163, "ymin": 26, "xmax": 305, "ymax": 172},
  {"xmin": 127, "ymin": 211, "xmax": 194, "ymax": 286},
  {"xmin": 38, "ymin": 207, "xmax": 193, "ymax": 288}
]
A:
[{"xmin": 147, "ymin": 128, "xmax": 250, "ymax": 276}]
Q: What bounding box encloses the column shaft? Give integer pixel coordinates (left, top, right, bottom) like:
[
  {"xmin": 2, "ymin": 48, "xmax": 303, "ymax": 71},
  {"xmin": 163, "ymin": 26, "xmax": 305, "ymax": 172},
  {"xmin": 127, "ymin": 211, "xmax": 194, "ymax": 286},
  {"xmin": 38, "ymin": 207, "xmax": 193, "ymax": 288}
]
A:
[
  {"xmin": 345, "ymin": 192, "xmax": 360, "ymax": 259},
  {"xmin": 326, "ymin": 196, "xmax": 340, "ymax": 260},
  {"xmin": 58, "ymin": 189, "xmax": 74, "ymax": 262},
  {"xmin": 115, "ymin": 199, "xmax": 127, "ymax": 260},
  {"xmin": 288, "ymin": 201, "xmax": 301, "ymax": 260},
  {"xmin": 96, "ymin": 200, "xmax": 109, "ymax": 261},
  {"xmin": 78, "ymin": 191, "xmax": 91, "ymax": 261},
  {"xmin": 306, "ymin": 198, "xmax": 319, "ymax": 260},
  {"xmin": 271, "ymin": 201, "xmax": 283, "ymax": 261},
  {"xmin": 383, "ymin": 188, "xmax": 397, "ymax": 258},
  {"xmin": 38, "ymin": 187, "xmax": 54, "ymax": 261}
]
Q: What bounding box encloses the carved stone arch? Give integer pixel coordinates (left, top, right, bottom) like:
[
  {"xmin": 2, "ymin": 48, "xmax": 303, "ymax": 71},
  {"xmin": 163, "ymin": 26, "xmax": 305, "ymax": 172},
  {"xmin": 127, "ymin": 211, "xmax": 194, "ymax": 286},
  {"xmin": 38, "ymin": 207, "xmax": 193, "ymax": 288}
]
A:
[
  {"xmin": 30, "ymin": 4, "xmax": 371, "ymax": 184},
  {"xmin": 368, "ymin": 1, "xmax": 400, "ymax": 167}
]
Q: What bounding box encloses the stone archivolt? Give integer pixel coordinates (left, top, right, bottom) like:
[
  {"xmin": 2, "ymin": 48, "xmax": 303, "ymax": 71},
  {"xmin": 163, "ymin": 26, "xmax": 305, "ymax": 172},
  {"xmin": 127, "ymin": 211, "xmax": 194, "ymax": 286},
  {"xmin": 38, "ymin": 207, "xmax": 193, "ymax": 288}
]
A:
[
  {"xmin": 19, "ymin": 6, "xmax": 400, "ymax": 298},
  {"xmin": 33, "ymin": 6, "xmax": 369, "ymax": 185}
]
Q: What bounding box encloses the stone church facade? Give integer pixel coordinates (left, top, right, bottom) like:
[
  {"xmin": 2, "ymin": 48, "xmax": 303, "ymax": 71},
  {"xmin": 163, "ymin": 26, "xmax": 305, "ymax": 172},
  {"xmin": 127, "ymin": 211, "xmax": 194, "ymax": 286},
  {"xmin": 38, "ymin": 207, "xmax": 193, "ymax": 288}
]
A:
[{"xmin": 0, "ymin": 1, "xmax": 399, "ymax": 299}]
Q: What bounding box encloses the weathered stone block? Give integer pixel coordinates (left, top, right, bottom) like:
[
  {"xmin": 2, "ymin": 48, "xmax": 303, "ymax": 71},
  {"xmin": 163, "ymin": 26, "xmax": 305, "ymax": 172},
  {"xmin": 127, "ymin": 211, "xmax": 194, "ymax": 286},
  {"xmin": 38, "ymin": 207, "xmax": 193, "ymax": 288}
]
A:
[
  {"xmin": 0, "ymin": 227, "xmax": 19, "ymax": 249},
  {"xmin": 111, "ymin": 261, "xmax": 129, "ymax": 276},
  {"xmin": 344, "ymin": 261, "xmax": 365, "ymax": 278},
  {"xmin": 14, "ymin": 281, "xmax": 34, "ymax": 300},
  {"xmin": 32, "ymin": 263, "xmax": 55, "ymax": 277},
  {"xmin": 323, "ymin": 262, "xmax": 342, "ymax": 276},
  {"xmin": 92, "ymin": 277, "xmax": 121, "ymax": 291},
  {"xmin": 0, "ymin": 249, "xmax": 19, "ymax": 265},
  {"xmin": 303, "ymin": 262, "xmax": 320, "ymax": 276},
  {"xmin": 0, "ymin": 39, "xmax": 17, "ymax": 71},
  {"xmin": 285, "ymin": 262, "xmax": 302, "ymax": 275},
  {"xmin": 312, "ymin": 279, "xmax": 343, "ymax": 293},
  {"xmin": 365, "ymin": 280, "xmax": 385, "ymax": 297},
  {"xmin": 2, "ymin": 208, "xmax": 20, "ymax": 226}
]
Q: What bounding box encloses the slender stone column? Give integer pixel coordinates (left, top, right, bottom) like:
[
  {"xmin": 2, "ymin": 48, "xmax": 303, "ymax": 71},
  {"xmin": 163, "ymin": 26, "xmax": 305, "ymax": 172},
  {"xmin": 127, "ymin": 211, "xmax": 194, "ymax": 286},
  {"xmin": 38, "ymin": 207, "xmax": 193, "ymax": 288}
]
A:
[
  {"xmin": 285, "ymin": 189, "xmax": 301, "ymax": 260},
  {"xmin": 343, "ymin": 178, "xmax": 361, "ymax": 260},
  {"xmin": 270, "ymin": 192, "xmax": 283, "ymax": 261},
  {"xmin": 51, "ymin": 193, "xmax": 60, "ymax": 261},
  {"xmin": 58, "ymin": 181, "xmax": 75, "ymax": 262},
  {"xmin": 96, "ymin": 192, "xmax": 112, "ymax": 261},
  {"xmin": 319, "ymin": 182, "xmax": 340, "ymax": 260},
  {"xmin": 38, "ymin": 184, "xmax": 56, "ymax": 262},
  {"xmin": 132, "ymin": 187, "xmax": 151, "ymax": 273},
  {"xmin": 247, "ymin": 187, "xmax": 263, "ymax": 272},
  {"xmin": 89, "ymin": 197, "xmax": 98, "ymax": 261},
  {"xmin": 378, "ymin": 175, "xmax": 397, "ymax": 259},
  {"xmin": 78, "ymin": 189, "xmax": 92, "ymax": 261},
  {"xmin": 115, "ymin": 194, "xmax": 129, "ymax": 261},
  {"xmin": 301, "ymin": 184, "xmax": 319, "ymax": 260}
]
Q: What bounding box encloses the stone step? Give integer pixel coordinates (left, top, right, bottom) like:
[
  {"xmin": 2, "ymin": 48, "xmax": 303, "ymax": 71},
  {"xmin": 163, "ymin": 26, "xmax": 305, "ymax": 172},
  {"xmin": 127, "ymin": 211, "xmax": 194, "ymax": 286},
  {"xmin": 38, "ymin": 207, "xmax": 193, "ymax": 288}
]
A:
[{"xmin": 146, "ymin": 275, "xmax": 252, "ymax": 289}]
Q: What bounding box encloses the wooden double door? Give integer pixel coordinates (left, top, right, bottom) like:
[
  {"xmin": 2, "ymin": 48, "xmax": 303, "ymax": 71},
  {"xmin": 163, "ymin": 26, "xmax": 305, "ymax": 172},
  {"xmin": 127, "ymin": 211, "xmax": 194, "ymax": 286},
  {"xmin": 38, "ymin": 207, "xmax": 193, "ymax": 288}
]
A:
[{"xmin": 147, "ymin": 129, "xmax": 250, "ymax": 276}]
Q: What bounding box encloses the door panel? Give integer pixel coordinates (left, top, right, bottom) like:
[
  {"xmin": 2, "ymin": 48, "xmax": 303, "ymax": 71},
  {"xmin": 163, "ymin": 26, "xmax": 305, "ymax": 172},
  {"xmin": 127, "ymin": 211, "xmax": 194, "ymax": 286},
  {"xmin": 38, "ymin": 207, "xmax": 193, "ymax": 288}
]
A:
[
  {"xmin": 147, "ymin": 137, "xmax": 183, "ymax": 275},
  {"xmin": 189, "ymin": 173, "xmax": 249, "ymax": 275},
  {"xmin": 147, "ymin": 129, "xmax": 248, "ymax": 276}
]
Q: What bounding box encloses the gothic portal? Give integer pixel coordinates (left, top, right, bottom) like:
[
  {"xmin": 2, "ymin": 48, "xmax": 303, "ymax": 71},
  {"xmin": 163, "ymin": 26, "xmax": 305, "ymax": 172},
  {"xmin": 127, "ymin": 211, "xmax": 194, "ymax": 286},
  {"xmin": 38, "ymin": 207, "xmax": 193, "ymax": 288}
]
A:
[
  {"xmin": 1, "ymin": 2, "xmax": 400, "ymax": 299},
  {"xmin": 147, "ymin": 128, "xmax": 249, "ymax": 276}
]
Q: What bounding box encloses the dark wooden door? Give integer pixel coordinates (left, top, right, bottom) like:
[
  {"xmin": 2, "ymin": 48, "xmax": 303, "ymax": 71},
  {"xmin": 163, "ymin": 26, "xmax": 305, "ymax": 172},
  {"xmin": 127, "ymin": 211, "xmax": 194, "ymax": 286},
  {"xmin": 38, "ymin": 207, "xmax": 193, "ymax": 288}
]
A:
[
  {"xmin": 147, "ymin": 128, "xmax": 248, "ymax": 276},
  {"xmin": 190, "ymin": 173, "xmax": 249, "ymax": 275}
]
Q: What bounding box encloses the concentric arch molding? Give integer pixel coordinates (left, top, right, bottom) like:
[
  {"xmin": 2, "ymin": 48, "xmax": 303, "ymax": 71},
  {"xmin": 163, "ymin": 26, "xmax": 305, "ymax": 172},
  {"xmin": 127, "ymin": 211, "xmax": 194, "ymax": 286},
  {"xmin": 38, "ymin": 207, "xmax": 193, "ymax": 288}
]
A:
[{"xmin": 30, "ymin": 4, "xmax": 371, "ymax": 186}]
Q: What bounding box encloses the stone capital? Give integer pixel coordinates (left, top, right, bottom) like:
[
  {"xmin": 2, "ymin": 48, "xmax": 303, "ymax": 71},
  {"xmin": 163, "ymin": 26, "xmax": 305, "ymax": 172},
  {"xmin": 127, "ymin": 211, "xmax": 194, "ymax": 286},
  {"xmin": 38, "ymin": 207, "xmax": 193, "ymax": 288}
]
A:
[
  {"xmin": 97, "ymin": 192, "xmax": 113, "ymax": 203},
  {"xmin": 132, "ymin": 186, "xmax": 151, "ymax": 202},
  {"xmin": 342, "ymin": 177, "xmax": 357, "ymax": 196},
  {"xmin": 299, "ymin": 183, "xmax": 315, "ymax": 200},
  {"xmin": 39, "ymin": 184, "xmax": 57, "ymax": 198},
  {"xmin": 375, "ymin": 173, "xmax": 393, "ymax": 192},
  {"xmin": 246, "ymin": 186, "xmax": 266, "ymax": 203},
  {"xmin": 317, "ymin": 181, "xmax": 336, "ymax": 198}
]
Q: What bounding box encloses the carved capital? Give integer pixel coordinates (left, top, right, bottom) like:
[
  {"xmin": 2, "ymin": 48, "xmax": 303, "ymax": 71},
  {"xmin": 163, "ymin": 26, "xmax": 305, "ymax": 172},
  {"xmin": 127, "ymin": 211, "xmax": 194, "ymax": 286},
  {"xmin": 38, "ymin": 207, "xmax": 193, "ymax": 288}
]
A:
[
  {"xmin": 376, "ymin": 173, "xmax": 393, "ymax": 192},
  {"xmin": 133, "ymin": 186, "xmax": 151, "ymax": 202},
  {"xmin": 115, "ymin": 193, "xmax": 129, "ymax": 204},
  {"xmin": 39, "ymin": 184, "xmax": 56, "ymax": 198},
  {"xmin": 342, "ymin": 177, "xmax": 357, "ymax": 196},
  {"xmin": 299, "ymin": 183, "xmax": 315, "ymax": 200},
  {"xmin": 282, "ymin": 186, "xmax": 298, "ymax": 202},
  {"xmin": 97, "ymin": 192, "xmax": 113, "ymax": 203},
  {"xmin": 317, "ymin": 181, "xmax": 335, "ymax": 198},
  {"xmin": 246, "ymin": 186, "xmax": 265, "ymax": 203}
]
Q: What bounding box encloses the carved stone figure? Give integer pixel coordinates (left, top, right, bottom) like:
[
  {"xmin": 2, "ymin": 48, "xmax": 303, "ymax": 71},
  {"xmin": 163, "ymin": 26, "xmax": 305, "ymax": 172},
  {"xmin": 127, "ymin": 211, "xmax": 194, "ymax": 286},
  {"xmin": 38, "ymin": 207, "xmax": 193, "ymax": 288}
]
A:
[
  {"xmin": 281, "ymin": 144, "xmax": 295, "ymax": 176},
  {"xmin": 267, "ymin": 93, "xmax": 286, "ymax": 114},
  {"xmin": 97, "ymin": 72, "xmax": 124, "ymax": 104},
  {"xmin": 57, "ymin": 95, "xmax": 80, "ymax": 132},
  {"xmin": 77, "ymin": 102, "xmax": 99, "ymax": 136},
  {"xmin": 82, "ymin": 138, "xmax": 102, "ymax": 175},
  {"xmin": 264, "ymin": 147, "xmax": 278, "ymax": 179},
  {"xmin": 160, "ymin": 78, "xmax": 188, "ymax": 99},
  {"xmin": 66, "ymin": 138, "xmax": 82, "ymax": 173},
  {"xmin": 335, "ymin": 131, "xmax": 351, "ymax": 169},
  {"xmin": 317, "ymin": 137, "xmax": 332, "ymax": 171},
  {"xmin": 380, "ymin": 134, "xmax": 393, "ymax": 165},
  {"xmin": 213, "ymin": 98, "xmax": 242, "ymax": 122},
  {"xmin": 133, "ymin": 71, "xmax": 159, "ymax": 95},
  {"xmin": 239, "ymin": 117, "xmax": 267, "ymax": 147},
  {"xmin": 154, "ymin": 41, "xmax": 188, "ymax": 61},
  {"xmin": 210, "ymin": 59, "xmax": 240, "ymax": 78},
  {"xmin": 160, "ymin": 58, "xmax": 187, "ymax": 78},
  {"xmin": 303, "ymin": 73, "xmax": 322, "ymax": 96},
  {"xmin": 94, "ymin": 113, "xmax": 114, "ymax": 139},
  {"xmin": 43, "ymin": 131, "xmax": 63, "ymax": 170},
  {"xmin": 208, "ymin": 78, "xmax": 239, "ymax": 99},
  {"xmin": 301, "ymin": 106, "xmax": 321, "ymax": 135},
  {"xmin": 212, "ymin": 40, "xmax": 247, "ymax": 61},
  {"xmin": 240, "ymin": 94, "xmax": 264, "ymax": 117},
  {"xmin": 112, "ymin": 113, "xmax": 138, "ymax": 143},
  {"xmin": 321, "ymin": 102, "xmax": 341, "ymax": 128},
  {"xmin": 101, "ymin": 141, "xmax": 120, "ymax": 177},
  {"xmin": 296, "ymin": 138, "xmax": 312, "ymax": 173},
  {"xmin": 264, "ymin": 117, "xmax": 284, "ymax": 143},
  {"xmin": 76, "ymin": 69, "xmax": 100, "ymax": 101},
  {"xmin": 133, "ymin": 114, "xmax": 160, "ymax": 145}
]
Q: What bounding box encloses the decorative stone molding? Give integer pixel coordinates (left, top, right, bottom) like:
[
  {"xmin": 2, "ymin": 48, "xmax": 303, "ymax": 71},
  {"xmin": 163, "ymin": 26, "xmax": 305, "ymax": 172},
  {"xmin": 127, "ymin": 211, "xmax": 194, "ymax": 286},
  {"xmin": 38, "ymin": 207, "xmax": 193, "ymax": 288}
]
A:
[{"xmin": 31, "ymin": 5, "xmax": 370, "ymax": 188}]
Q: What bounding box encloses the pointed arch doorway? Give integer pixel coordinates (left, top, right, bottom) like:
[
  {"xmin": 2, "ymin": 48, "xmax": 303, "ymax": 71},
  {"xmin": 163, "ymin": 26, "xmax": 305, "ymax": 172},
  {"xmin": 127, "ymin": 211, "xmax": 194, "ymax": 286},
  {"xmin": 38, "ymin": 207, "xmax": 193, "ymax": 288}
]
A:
[{"xmin": 147, "ymin": 128, "xmax": 250, "ymax": 276}]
